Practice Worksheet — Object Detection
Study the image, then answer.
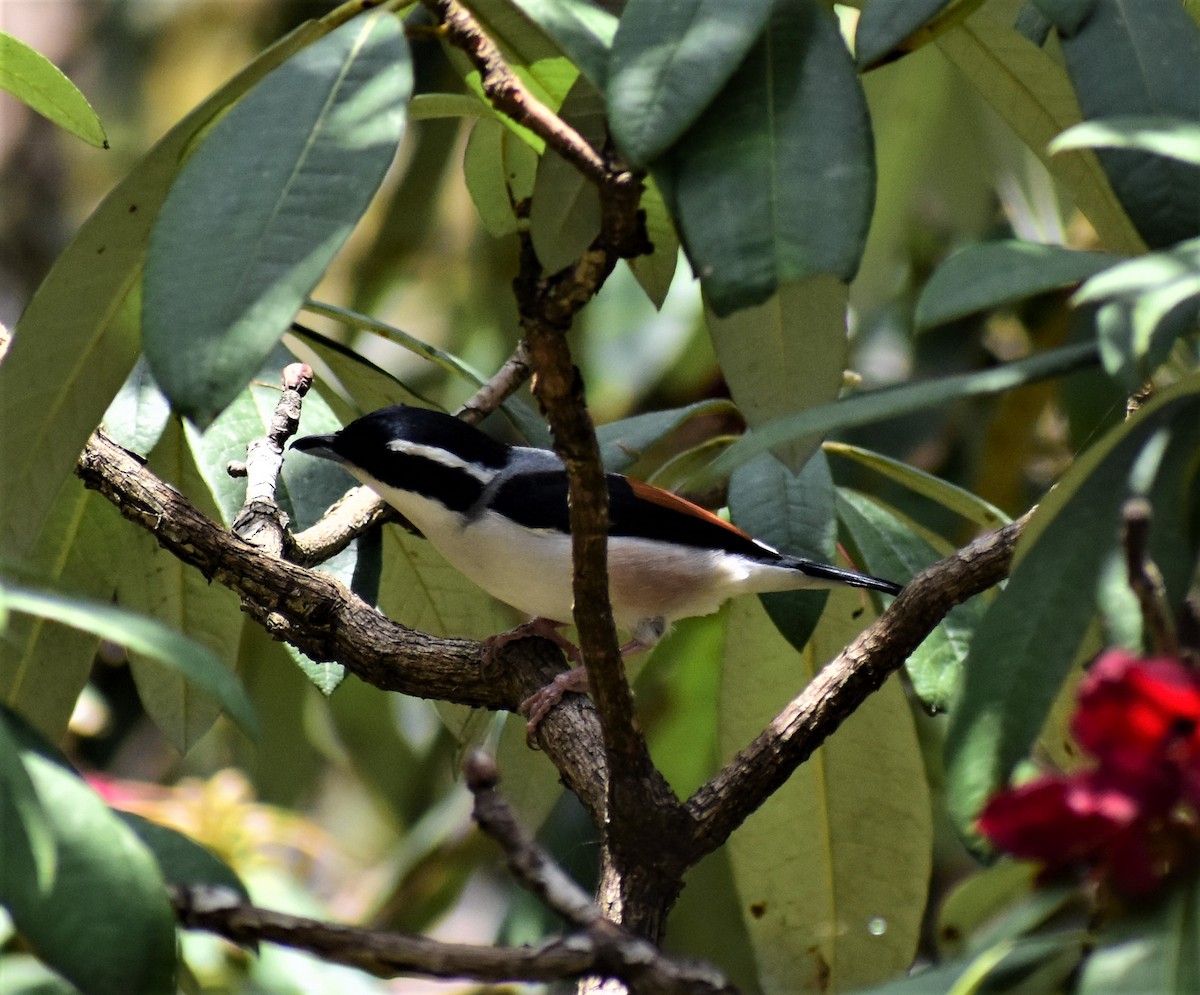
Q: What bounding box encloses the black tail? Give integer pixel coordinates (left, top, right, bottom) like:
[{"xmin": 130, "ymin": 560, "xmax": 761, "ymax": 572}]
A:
[{"xmin": 782, "ymin": 555, "xmax": 903, "ymax": 596}]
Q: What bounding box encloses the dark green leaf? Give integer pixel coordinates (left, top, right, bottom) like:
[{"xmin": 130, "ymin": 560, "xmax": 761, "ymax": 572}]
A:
[
  {"xmin": 656, "ymin": 0, "xmax": 874, "ymax": 315},
  {"xmin": 0, "ymin": 30, "xmax": 106, "ymax": 146},
  {"xmin": 0, "ymin": 15, "xmax": 337, "ymax": 560},
  {"xmin": 1057, "ymin": 0, "xmax": 1200, "ymax": 248},
  {"xmin": 915, "ymin": 240, "xmax": 1125, "ymax": 330},
  {"xmin": 837, "ymin": 490, "xmax": 985, "ymax": 711},
  {"xmin": 2, "ymin": 582, "xmax": 258, "ymax": 738},
  {"xmin": 530, "ymin": 79, "xmax": 605, "ymax": 272},
  {"xmin": 626, "ymin": 176, "xmax": 679, "ymax": 308},
  {"xmin": 1050, "ymin": 116, "xmax": 1200, "ymax": 166},
  {"xmin": 509, "ymin": 0, "xmax": 616, "ymax": 89},
  {"xmin": 607, "ymin": 0, "xmax": 774, "ymax": 167},
  {"xmin": 0, "ymin": 708, "xmax": 176, "ymax": 995},
  {"xmin": 693, "ymin": 341, "xmax": 1101, "ymax": 486},
  {"xmin": 944, "ymin": 376, "xmax": 1200, "ymax": 840},
  {"xmin": 825, "ymin": 442, "xmax": 1010, "ymax": 530},
  {"xmin": 596, "ymin": 398, "xmax": 737, "ymax": 472},
  {"xmin": 144, "ymin": 12, "xmax": 411, "ymax": 426},
  {"xmin": 101, "ymin": 355, "xmax": 172, "ymax": 457},
  {"xmin": 1030, "ymin": 0, "xmax": 1097, "ymax": 34},
  {"xmin": 855, "ymin": 0, "xmax": 974, "ymax": 70},
  {"xmin": 1079, "ymin": 872, "xmax": 1200, "ymax": 993},
  {"xmin": 463, "ymin": 116, "xmax": 539, "ymax": 237},
  {"xmin": 728, "ymin": 452, "xmax": 835, "ymax": 652},
  {"xmin": 117, "ymin": 812, "xmax": 249, "ymax": 900}
]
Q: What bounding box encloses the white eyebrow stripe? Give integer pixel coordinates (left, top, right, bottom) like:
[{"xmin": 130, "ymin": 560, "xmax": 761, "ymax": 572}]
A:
[{"xmin": 385, "ymin": 440, "xmax": 498, "ymax": 483}]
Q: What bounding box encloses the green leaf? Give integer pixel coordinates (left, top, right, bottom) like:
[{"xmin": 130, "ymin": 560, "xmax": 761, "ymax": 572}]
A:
[
  {"xmin": 0, "ymin": 715, "xmax": 56, "ymax": 895},
  {"xmin": 728, "ymin": 452, "xmax": 835, "ymax": 654},
  {"xmin": 1050, "ymin": 116, "xmax": 1200, "ymax": 166},
  {"xmin": 720, "ymin": 592, "xmax": 931, "ymax": 993},
  {"xmin": 508, "ymin": 0, "xmax": 617, "ymax": 89},
  {"xmin": 101, "ymin": 355, "xmax": 172, "ymax": 457},
  {"xmin": 144, "ymin": 11, "xmax": 411, "ymax": 427},
  {"xmin": 825, "ymin": 442, "xmax": 1010, "ymax": 530},
  {"xmin": 121, "ymin": 419, "xmax": 244, "ymax": 751},
  {"xmin": 707, "ymin": 276, "xmax": 849, "ymax": 470},
  {"xmin": 117, "ymin": 812, "xmax": 249, "ymax": 900},
  {"xmin": 944, "ymin": 374, "xmax": 1200, "ymax": 841},
  {"xmin": 837, "ymin": 490, "xmax": 985, "ymax": 711},
  {"xmin": 935, "ymin": 9, "xmax": 1146, "ymax": 255},
  {"xmin": 915, "ymin": 240, "xmax": 1125, "ymax": 330},
  {"xmin": 606, "ymin": 0, "xmax": 774, "ymax": 167},
  {"xmin": 1079, "ymin": 872, "xmax": 1200, "ymax": 994},
  {"xmin": 694, "ymin": 341, "xmax": 1101, "ymax": 487},
  {"xmin": 0, "ymin": 707, "xmax": 176, "ymax": 995},
  {"xmin": 300, "ymin": 301, "xmax": 550, "ymax": 446},
  {"xmin": 463, "ymin": 116, "xmax": 539, "ymax": 238},
  {"xmin": 626, "ymin": 175, "xmax": 679, "ymax": 309},
  {"xmin": 1, "ymin": 480, "xmax": 131, "ymax": 740},
  {"xmin": 855, "ymin": 0, "xmax": 984, "ymax": 70},
  {"xmin": 1056, "ymin": 0, "xmax": 1200, "ymax": 249},
  {"xmin": 596, "ymin": 398, "xmax": 737, "ymax": 472},
  {"xmin": 1031, "ymin": 0, "xmax": 1098, "ymax": 35},
  {"xmin": 0, "ymin": 13, "xmax": 340, "ymax": 561},
  {"xmin": 1077, "ymin": 237, "xmax": 1200, "ymax": 385},
  {"xmin": 529, "ymin": 80, "xmax": 605, "ymax": 272},
  {"xmin": 2, "ymin": 582, "xmax": 258, "ymax": 738},
  {"xmin": 0, "ymin": 30, "xmax": 106, "ymax": 146},
  {"xmin": 657, "ymin": 0, "xmax": 874, "ymax": 315}
]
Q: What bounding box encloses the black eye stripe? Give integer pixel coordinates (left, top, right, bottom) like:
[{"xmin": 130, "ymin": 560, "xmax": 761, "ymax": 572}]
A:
[{"xmin": 365, "ymin": 451, "xmax": 485, "ymax": 513}]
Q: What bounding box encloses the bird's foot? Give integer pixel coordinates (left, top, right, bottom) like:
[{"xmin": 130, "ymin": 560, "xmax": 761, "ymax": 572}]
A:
[
  {"xmin": 481, "ymin": 617, "xmax": 582, "ymax": 670},
  {"xmin": 520, "ymin": 666, "xmax": 590, "ymax": 739}
]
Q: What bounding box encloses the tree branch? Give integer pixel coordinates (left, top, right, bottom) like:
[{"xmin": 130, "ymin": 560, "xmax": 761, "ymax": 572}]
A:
[{"xmin": 684, "ymin": 513, "xmax": 1031, "ymax": 858}]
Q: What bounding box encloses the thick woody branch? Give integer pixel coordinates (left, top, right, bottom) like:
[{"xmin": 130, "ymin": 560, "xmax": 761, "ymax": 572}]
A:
[
  {"xmin": 75, "ymin": 430, "xmax": 612, "ymax": 826},
  {"xmin": 684, "ymin": 513, "xmax": 1031, "ymax": 858}
]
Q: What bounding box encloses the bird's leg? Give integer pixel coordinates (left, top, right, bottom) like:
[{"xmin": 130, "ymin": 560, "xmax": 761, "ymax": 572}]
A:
[
  {"xmin": 481, "ymin": 617, "xmax": 582, "ymax": 670},
  {"xmin": 520, "ymin": 616, "xmax": 668, "ymax": 737}
]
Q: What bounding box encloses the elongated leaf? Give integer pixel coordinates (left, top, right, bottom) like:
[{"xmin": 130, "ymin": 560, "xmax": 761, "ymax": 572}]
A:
[
  {"xmin": 300, "ymin": 300, "xmax": 550, "ymax": 446},
  {"xmin": 118, "ymin": 812, "xmax": 249, "ymax": 900},
  {"xmin": 144, "ymin": 12, "xmax": 411, "ymax": 427},
  {"xmin": 0, "ymin": 13, "xmax": 341, "ymax": 560},
  {"xmin": 915, "ymin": 240, "xmax": 1124, "ymax": 330},
  {"xmin": 695, "ymin": 341, "xmax": 1101, "ymax": 486},
  {"xmin": 607, "ymin": 0, "xmax": 774, "ymax": 167},
  {"xmin": 596, "ymin": 398, "xmax": 737, "ymax": 472},
  {"xmin": 1, "ymin": 480, "xmax": 131, "ymax": 740},
  {"xmin": 1056, "ymin": 0, "xmax": 1200, "ymax": 249},
  {"xmin": 626, "ymin": 175, "xmax": 679, "ymax": 308},
  {"xmin": 509, "ymin": 0, "xmax": 616, "ymax": 89},
  {"xmin": 289, "ymin": 327, "xmax": 428, "ymax": 415},
  {"xmin": 944, "ymin": 375, "xmax": 1200, "ymax": 840},
  {"xmin": 463, "ymin": 116, "xmax": 539, "ymax": 238},
  {"xmin": 0, "ymin": 708, "xmax": 176, "ymax": 995},
  {"xmin": 728, "ymin": 452, "xmax": 835, "ymax": 653},
  {"xmin": 825, "ymin": 442, "xmax": 1010, "ymax": 530},
  {"xmin": 657, "ymin": 0, "xmax": 874, "ymax": 315},
  {"xmin": 0, "ymin": 715, "xmax": 55, "ymax": 894},
  {"xmin": 936, "ymin": 9, "xmax": 1146, "ymax": 255},
  {"xmin": 529, "ymin": 79, "xmax": 605, "ymax": 272},
  {"xmin": 3, "ymin": 583, "xmax": 258, "ymax": 737},
  {"xmin": 837, "ymin": 490, "xmax": 985, "ymax": 711},
  {"xmin": 1079, "ymin": 873, "xmax": 1200, "ymax": 994},
  {"xmin": 721, "ymin": 592, "xmax": 930, "ymax": 993},
  {"xmin": 855, "ymin": 0, "xmax": 983, "ymax": 70},
  {"xmin": 1050, "ymin": 116, "xmax": 1200, "ymax": 166},
  {"xmin": 707, "ymin": 276, "xmax": 849, "ymax": 469},
  {"xmin": 101, "ymin": 355, "xmax": 173, "ymax": 457},
  {"xmin": 122, "ymin": 419, "xmax": 244, "ymax": 751},
  {"xmin": 0, "ymin": 30, "xmax": 106, "ymax": 146}
]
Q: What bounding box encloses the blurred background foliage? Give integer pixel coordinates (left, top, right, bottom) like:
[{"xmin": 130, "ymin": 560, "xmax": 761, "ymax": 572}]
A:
[{"xmin": 0, "ymin": 1, "xmax": 1188, "ymax": 992}]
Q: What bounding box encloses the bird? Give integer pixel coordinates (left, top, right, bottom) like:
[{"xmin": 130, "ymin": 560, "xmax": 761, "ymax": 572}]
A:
[{"xmin": 292, "ymin": 404, "xmax": 903, "ymax": 727}]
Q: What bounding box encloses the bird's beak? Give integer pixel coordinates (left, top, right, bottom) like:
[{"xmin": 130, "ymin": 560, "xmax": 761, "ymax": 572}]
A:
[{"xmin": 290, "ymin": 434, "xmax": 342, "ymax": 462}]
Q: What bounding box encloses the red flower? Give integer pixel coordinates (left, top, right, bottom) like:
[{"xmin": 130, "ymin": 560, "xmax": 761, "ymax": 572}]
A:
[{"xmin": 979, "ymin": 650, "xmax": 1200, "ymax": 895}]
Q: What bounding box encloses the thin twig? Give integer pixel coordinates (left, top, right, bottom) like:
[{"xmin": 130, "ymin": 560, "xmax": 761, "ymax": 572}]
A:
[
  {"xmin": 1121, "ymin": 497, "xmax": 1179, "ymax": 657},
  {"xmin": 455, "ymin": 339, "xmax": 533, "ymax": 426}
]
